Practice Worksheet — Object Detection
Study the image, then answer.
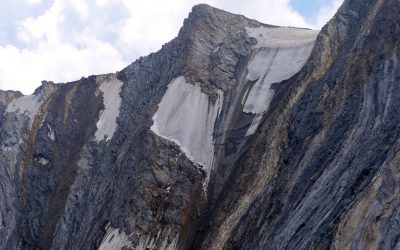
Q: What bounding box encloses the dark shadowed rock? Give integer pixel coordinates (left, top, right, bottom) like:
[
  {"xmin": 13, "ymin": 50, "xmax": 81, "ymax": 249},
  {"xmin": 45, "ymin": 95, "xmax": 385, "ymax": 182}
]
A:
[{"xmin": 1, "ymin": 1, "xmax": 399, "ymax": 249}]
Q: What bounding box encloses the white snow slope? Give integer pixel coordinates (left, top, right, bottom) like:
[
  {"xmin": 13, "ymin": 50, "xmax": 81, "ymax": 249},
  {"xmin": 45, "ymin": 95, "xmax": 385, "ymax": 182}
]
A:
[
  {"xmin": 151, "ymin": 76, "xmax": 223, "ymax": 178},
  {"xmin": 98, "ymin": 227, "xmax": 133, "ymax": 250},
  {"xmin": 243, "ymin": 26, "xmax": 318, "ymax": 135},
  {"xmin": 5, "ymin": 95, "xmax": 43, "ymax": 127},
  {"xmin": 95, "ymin": 74, "xmax": 123, "ymax": 142},
  {"xmin": 151, "ymin": 27, "xmax": 318, "ymax": 183}
]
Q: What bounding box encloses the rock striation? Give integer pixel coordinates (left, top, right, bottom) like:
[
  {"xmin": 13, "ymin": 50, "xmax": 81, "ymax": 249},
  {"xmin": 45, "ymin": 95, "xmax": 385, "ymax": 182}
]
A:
[{"xmin": 1, "ymin": 0, "xmax": 400, "ymax": 249}]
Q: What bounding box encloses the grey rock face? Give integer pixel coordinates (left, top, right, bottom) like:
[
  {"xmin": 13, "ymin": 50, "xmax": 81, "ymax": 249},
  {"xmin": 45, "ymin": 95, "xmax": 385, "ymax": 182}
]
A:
[
  {"xmin": 194, "ymin": 0, "xmax": 400, "ymax": 249},
  {"xmin": 1, "ymin": 1, "xmax": 399, "ymax": 249}
]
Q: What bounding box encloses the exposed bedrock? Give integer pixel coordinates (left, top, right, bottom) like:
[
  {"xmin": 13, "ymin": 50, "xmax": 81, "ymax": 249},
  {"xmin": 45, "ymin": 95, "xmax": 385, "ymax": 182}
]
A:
[
  {"xmin": 0, "ymin": 0, "xmax": 399, "ymax": 249},
  {"xmin": 194, "ymin": 0, "xmax": 400, "ymax": 249}
]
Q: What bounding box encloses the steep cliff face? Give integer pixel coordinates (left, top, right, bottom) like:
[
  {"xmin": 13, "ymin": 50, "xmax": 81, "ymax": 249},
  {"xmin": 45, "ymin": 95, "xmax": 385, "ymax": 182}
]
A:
[
  {"xmin": 194, "ymin": 0, "xmax": 400, "ymax": 249},
  {"xmin": 1, "ymin": 0, "xmax": 399, "ymax": 249}
]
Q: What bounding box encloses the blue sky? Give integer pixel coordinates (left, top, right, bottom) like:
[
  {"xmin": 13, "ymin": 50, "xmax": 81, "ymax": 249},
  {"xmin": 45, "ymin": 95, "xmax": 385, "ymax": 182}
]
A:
[
  {"xmin": 291, "ymin": 0, "xmax": 331, "ymax": 22},
  {"xmin": 0, "ymin": 0, "xmax": 344, "ymax": 94}
]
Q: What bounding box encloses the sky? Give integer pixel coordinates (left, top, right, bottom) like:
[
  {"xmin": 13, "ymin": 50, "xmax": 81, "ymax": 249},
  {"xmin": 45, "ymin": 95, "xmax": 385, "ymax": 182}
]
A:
[{"xmin": 0, "ymin": 0, "xmax": 344, "ymax": 94}]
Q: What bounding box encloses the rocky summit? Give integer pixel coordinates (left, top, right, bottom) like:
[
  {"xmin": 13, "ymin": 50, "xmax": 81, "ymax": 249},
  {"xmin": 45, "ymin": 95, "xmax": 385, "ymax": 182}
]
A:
[{"xmin": 1, "ymin": 0, "xmax": 400, "ymax": 249}]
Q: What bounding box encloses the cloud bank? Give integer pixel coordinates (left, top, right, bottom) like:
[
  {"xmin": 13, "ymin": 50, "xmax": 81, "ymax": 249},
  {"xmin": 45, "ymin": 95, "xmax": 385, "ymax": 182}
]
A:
[{"xmin": 0, "ymin": 0, "xmax": 343, "ymax": 94}]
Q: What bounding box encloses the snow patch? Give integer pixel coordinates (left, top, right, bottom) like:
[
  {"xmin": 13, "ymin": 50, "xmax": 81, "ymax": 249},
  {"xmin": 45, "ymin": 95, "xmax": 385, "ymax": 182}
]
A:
[
  {"xmin": 38, "ymin": 157, "xmax": 49, "ymax": 165},
  {"xmin": 243, "ymin": 26, "xmax": 318, "ymax": 136},
  {"xmin": 98, "ymin": 227, "xmax": 133, "ymax": 250},
  {"xmin": 246, "ymin": 26, "xmax": 319, "ymax": 48},
  {"xmin": 151, "ymin": 76, "xmax": 223, "ymax": 182},
  {"xmin": 98, "ymin": 227, "xmax": 177, "ymax": 250},
  {"xmin": 245, "ymin": 114, "xmax": 264, "ymax": 137},
  {"xmin": 243, "ymin": 45, "xmax": 315, "ymax": 114},
  {"xmin": 5, "ymin": 95, "xmax": 43, "ymax": 127},
  {"xmin": 135, "ymin": 233, "xmax": 157, "ymax": 250},
  {"xmin": 47, "ymin": 124, "xmax": 55, "ymax": 141},
  {"xmin": 135, "ymin": 230, "xmax": 177, "ymax": 250},
  {"xmin": 94, "ymin": 75, "xmax": 123, "ymax": 142}
]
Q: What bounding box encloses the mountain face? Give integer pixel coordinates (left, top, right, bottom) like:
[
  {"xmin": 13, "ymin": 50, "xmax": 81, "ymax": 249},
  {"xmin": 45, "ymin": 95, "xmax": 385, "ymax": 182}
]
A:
[{"xmin": 1, "ymin": 0, "xmax": 400, "ymax": 249}]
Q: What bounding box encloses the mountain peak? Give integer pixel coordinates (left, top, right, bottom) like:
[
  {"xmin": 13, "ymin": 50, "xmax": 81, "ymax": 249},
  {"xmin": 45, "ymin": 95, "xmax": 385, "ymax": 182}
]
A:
[
  {"xmin": 186, "ymin": 3, "xmax": 267, "ymax": 30},
  {"xmin": 2, "ymin": 1, "xmax": 400, "ymax": 249}
]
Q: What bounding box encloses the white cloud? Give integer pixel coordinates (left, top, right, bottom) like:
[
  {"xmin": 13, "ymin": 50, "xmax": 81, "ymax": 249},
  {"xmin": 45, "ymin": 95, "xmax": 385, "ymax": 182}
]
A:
[
  {"xmin": 313, "ymin": 0, "xmax": 344, "ymax": 28},
  {"xmin": 116, "ymin": 0, "xmax": 203, "ymax": 58},
  {"xmin": 116, "ymin": 0, "xmax": 311, "ymax": 58},
  {"xmin": 0, "ymin": 40, "xmax": 125, "ymax": 95},
  {"xmin": 95, "ymin": 0, "xmax": 110, "ymax": 7},
  {"xmin": 214, "ymin": 0, "xmax": 309, "ymax": 27},
  {"xmin": 17, "ymin": 1, "xmax": 64, "ymax": 44},
  {"xmin": 69, "ymin": 0, "xmax": 90, "ymax": 19},
  {"xmin": 26, "ymin": 0, "xmax": 43, "ymax": 5},
  {"xmin": 0, "ymin": 0, "xmax": 125, "ymax": 94},
  {"xmin": 0, "ymin": 0, "xmax": 343, "ymax": 94}
]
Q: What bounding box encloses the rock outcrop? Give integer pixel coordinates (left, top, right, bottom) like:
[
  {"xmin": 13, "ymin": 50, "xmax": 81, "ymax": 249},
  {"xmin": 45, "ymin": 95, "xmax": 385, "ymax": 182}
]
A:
[{"xmin": 1, "ymin": 0, "xmax": 399, "ymax": 249}]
